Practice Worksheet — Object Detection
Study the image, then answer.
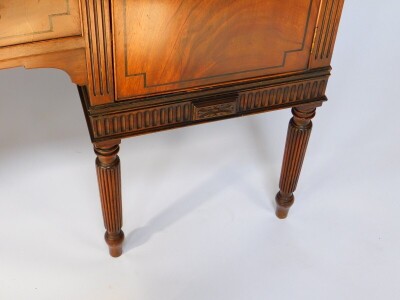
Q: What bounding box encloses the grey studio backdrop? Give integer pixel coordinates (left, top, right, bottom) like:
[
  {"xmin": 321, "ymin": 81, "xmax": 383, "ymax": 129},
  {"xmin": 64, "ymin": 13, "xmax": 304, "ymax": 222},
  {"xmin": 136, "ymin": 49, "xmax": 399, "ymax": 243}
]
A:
[{"xmin": 0, "ymin": 1, "xmax": 399, "ymax": 299}]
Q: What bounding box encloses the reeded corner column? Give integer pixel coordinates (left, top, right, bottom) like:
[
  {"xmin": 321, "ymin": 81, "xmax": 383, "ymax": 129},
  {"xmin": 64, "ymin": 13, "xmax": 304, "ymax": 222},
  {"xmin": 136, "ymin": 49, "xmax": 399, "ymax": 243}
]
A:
[
  {"xmin": 94, "ymin": 140, "xmax": 124, "ymax": 257},
  {"xmin": 275, "ymin": 103, "xmax": 319, "ymax": 219}
]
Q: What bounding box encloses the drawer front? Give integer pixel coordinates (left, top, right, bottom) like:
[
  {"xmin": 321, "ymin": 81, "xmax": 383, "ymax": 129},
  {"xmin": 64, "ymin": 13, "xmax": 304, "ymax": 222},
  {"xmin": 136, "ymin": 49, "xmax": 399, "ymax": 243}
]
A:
[
  {"xmin": 113, "ymin": 0, "xmax": 321, "ymax": 101},
  {"xmin": 0, "ymin": 0, "xmax": 82, "ymax": 47}
]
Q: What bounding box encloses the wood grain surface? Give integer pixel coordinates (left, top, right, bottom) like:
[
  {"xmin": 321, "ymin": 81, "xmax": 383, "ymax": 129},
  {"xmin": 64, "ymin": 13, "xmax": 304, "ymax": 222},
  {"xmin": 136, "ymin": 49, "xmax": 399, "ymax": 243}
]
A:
[
  {"xmin": 0, "ymin": 0, "xmax": 82, "ymax": 47},
  {"xmin": 113, "ymin": 0, "xmax": 321, "ymax": 100}
]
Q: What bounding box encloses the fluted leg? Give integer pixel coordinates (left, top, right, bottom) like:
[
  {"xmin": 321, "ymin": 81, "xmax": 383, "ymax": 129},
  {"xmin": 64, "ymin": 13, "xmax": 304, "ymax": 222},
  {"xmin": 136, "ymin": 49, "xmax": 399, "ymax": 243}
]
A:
[
  {"xmin": 275, "ymin": 104, "xmax": 318, "ymax": 219},
  {"xmin": 94, "ymin": 140, "xmax": 124, "ymax": 257}
]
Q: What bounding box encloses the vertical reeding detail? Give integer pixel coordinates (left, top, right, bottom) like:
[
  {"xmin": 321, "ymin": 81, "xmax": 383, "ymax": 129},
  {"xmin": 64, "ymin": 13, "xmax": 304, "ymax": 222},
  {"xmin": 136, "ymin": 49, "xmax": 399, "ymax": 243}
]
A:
[
  {"xmin": 109, "ymin": 169, "xmax": 117, "ymax": 232},
  {"xmin": 262, "ymin": 91, "xmax": 269, "ymax": 106},
  {"xmin": 145, "ymin": 111, "xmax": 150, "ymax": 127},
  {"xmin": 96, "ymin": 163, "xmax": 106, "ymax": 227},
  {"xmin": 96, "ymin": 156, "xmax": 122, "ymax": 234},
  {"xmin": 326, "ymin": 0, "xmax": 341, "ymax": 58},
  {"xmin": 177, "ymin": 106, "xmax": 182, "ymax": 122},
  {"xmin": 95, "ymin": 141, "xmax": 122, "ymax": 238},
  {"xmin": 240, "ymin": 94, "xmax": 247, "ymax": 110},
  {"xmin": 320, "ymin": 0, "xmax": 335, "ymax": 60},
  {"xmin": 297, "ymin": 84, "xmax": 304, "ymax": 100},
  {"xmin": 168, "ymin": 107, "xmax": 174, "ymax": 123},
  {"xmin": 183, "ymin": 104, "xmax": 190, "ymax": 121},
  {"xmin": 93, "ymin": 0, "xmax": 104, "ymax": 94},
  {"xmin": 116, "ymin": 166, "xmax": 122, "ymax": 231},
  {"xmin": 84, "ymin": 0, "xmax": 114, "ymax": 104},
  {"xmin": 85, "ymin": 0, "xmax": 97, "ymax": 96},
  {"xmin": 278, "ymin": 107, "xmax": 315, "ymax": 195},
  {"xmin": 279, "ymin": 123, "xmax": 294, "ymax": 193},
  {"xmin": 130, "ymin": 114, "xmax": 135, "ymax": 129},
  {"xmin": 100, "ymin": 0, "xmax": 111, "ymax": 94},
  {"xmin": 237, "ymin": 78, "xmax": 327, "ymax": 113},
  {"xmin": 121, "ymin": 116, "xmax": 126, "ymax": 132},
  {"xmin": 104, "ymin": 169, "xmax": 113, "ymax": 230},
  {"xmin": 161, "ymin": 108, "xmax": 166, "ymax": 124},
  {"xmin": 294, "ymin": 132, "xmax": 310, "ymax": 188},
  {"xmin": 315, "ymin": 0, "xmax": 329, "ymax": 60},
  {"xmin": 95, "ymin": 145, "xmax": 124, "ymax": 257},
  {"xmin": 310, "ymin": 0, "xmax": 344, "ymax": 68},
  {"xmin": 282, "ymin": 123, "xmax": 298, "ymax": 192},
  {"xmin": 311, "ymin": 81, "xmax": 318, "ymax": 98},
  {"xmin": 137, "ymin": 112, "xmax": 143, "ymax": 129},
  {"xmin": 255, "ymin": 92, "xmax": 261, "ymax": 108}
]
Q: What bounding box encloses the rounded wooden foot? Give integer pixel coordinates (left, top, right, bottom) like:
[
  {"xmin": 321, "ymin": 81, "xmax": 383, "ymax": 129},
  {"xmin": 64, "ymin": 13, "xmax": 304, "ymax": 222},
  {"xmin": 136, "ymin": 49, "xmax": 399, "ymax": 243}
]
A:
[
  {"xmin": 105, "ymin": 231, "xmax": 124, "ymax": 257},
  {"xmin": 275, "ymin": 192, "xmax": 294, "ymax": 219}
]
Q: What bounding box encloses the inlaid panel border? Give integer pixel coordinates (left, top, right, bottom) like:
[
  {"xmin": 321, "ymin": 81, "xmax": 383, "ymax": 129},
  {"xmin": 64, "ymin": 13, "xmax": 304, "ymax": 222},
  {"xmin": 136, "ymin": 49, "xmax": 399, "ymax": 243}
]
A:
[
  {"xmin": 121, "ymin": 0, "xmax": 315, "ymax": 89},
  {"xmin": 0, "ymin": 0, "xmax": 71, "ymax": 41}
]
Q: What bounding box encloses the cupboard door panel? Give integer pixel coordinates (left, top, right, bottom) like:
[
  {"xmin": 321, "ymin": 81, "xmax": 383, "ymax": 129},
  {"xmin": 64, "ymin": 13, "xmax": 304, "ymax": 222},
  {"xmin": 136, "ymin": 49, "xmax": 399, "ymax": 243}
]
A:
[{"xmin": 113, "ymin": 0, "xmax": 320, "ymax": 100}]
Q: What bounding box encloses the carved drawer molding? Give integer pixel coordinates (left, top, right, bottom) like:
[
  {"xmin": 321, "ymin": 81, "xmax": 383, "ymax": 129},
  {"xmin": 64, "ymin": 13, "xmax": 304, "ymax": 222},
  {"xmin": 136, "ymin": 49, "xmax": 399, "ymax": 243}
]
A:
[
  {"xmin": 239, "ymin": 77, "xmax": 328, "ymax": 113},
  {"xmin": 91, "ymin": 102, "xmax": 192, "ymax": 138},
  {"xmin": 193, "ymin": 96, "xmax": 239, "ymax": 121},
  {"xmin": 87, "ymin": 74, "xmax": 329, "ymax": 141}
]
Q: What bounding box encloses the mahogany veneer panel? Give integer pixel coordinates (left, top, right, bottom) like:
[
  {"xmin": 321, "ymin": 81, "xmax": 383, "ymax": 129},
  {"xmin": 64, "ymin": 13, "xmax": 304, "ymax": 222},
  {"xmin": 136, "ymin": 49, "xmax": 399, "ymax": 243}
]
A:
[{"xmin": 113, "ymin": 0, "xmax": 321, "ymax": 100}]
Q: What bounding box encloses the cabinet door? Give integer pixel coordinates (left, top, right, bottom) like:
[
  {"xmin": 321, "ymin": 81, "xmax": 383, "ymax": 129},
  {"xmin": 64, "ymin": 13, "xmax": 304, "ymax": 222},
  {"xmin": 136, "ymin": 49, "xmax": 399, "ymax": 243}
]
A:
[{"xmin": 113, "ymin": 0, "xmax": 321, "ymax": 100}]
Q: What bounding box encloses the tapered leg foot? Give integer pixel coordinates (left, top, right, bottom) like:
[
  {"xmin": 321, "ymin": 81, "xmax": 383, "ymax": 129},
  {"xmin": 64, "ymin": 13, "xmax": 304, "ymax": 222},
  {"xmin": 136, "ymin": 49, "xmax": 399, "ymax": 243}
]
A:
[
  {"xmin": 275, "ymin": 104, "xmax": 319, "ymax": 218},
  {"xmin": 94, "ymin": 140, "xmax": 124, "ymax": 257},
  {"xmin": 275, "ymin": 192, "xmax": 294, "ymax": 219},
  {"xmin": 105, "ymin": 231, "xmax": 125, "ymax": 257}
]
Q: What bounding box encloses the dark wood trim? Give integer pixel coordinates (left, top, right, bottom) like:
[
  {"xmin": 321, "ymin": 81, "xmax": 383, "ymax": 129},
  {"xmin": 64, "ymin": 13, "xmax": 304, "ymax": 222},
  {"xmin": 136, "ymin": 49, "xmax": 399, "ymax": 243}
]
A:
[{"xmin": 79, "ymin": 69, "xmax": 330, "ymax": 142}]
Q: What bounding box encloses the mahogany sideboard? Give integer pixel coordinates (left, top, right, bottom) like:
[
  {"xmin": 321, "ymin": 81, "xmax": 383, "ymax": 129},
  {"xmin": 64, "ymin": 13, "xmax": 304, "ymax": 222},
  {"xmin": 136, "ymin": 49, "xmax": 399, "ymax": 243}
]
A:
[{"xmin": 0, "ymin": 0, "xmax": 345, "ymax": 257}]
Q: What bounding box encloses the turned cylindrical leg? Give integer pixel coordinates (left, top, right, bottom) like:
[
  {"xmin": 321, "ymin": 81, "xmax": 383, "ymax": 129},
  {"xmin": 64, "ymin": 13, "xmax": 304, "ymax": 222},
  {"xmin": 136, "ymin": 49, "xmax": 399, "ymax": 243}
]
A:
[
  {"xmin": 275, "ymin": 104, "xmax": 317, "ymax": 219},
  {"xmin": 94, "ymin": 140, "xmax": 124, "ymax": 257}
]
